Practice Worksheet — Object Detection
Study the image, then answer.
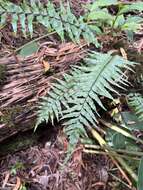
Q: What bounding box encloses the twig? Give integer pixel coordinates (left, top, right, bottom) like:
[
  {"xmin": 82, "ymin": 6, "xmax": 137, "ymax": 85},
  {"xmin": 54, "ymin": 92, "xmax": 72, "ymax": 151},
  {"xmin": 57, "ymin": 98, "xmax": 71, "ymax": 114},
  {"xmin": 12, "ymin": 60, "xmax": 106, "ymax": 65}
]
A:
[
  {"xmin": 84, "ymin": 144, "xmax": 143, "ymax": 157},
  {"xmin": 109, "ymin": 172, "xmax": 132, "ymax": 189},
  {"xmin": 83, "ymin": 149, "xmax": 140, "ymax": 160},
  {"xmin": 6, "ymin": 31, "xmax": 57, "ymax": 58}
]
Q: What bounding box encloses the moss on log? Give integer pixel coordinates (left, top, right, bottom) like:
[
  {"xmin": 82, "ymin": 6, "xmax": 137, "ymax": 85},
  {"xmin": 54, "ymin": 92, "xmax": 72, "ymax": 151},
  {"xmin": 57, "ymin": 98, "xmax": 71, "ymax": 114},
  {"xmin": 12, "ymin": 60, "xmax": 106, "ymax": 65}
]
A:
[{"xmin": 0, "ymin": 64, "xmax": 6, "ymax": 85}]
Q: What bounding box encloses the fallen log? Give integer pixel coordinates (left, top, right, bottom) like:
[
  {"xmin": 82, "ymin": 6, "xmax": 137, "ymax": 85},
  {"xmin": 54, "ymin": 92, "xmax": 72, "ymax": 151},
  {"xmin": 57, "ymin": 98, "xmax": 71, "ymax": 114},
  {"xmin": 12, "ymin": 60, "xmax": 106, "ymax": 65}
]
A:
[{"xmin": 0, "ymin": 41, "xmax": 86, "ymax": 142}]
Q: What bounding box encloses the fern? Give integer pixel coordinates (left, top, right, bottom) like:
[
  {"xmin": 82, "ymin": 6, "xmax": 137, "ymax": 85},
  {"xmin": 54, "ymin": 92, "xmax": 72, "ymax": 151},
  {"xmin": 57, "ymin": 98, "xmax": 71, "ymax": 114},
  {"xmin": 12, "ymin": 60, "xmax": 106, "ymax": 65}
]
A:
[
  {"xmin": 86, "ymin": 0, "xmax": 143, "ymax": 34},
  {"xmin": 0, "ymin": 0, "xmax": 98, "ymax": 45},
  {"xmin": 36, "ymin": 52, "xmax": 137, "ymax": 146},
  {"xmin": 128, "ymin": 93, "xmax": 143, "ymax": 121}
]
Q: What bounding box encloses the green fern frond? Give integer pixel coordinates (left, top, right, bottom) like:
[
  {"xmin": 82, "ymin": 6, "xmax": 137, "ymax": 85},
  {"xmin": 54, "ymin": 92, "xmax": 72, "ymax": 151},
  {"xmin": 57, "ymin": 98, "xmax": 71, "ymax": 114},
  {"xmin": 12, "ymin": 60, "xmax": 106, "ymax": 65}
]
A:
[
  {"xmin": 128, "ymin": 93, "xmax": 143, "ymax": 121},
  {"xmin": 0, "ymin": 0, "xmax": 98, "ymax": 45},
  {"xmin": 36, "ymin": 52, "xmax": 137, "ymax": 146}
]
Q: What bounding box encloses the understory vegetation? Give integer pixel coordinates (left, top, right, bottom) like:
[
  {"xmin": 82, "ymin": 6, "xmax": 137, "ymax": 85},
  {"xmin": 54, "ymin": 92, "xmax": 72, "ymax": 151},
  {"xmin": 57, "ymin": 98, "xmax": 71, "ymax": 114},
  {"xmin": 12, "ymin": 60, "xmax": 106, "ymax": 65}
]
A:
[{"xmin": 0, "ymin": 0, "xmax": 143, "ymax": 189}]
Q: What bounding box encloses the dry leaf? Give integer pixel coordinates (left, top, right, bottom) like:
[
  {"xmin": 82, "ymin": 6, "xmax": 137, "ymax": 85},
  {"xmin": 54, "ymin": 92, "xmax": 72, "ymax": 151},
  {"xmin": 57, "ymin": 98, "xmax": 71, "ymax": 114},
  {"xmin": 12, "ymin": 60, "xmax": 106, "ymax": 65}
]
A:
[
  {"xmin": 120, "ymin": 47, "xmax": 127, "ymax": 60},
  {"xmin": 42, "ymin": 60, "xmax": 50, "ymax": 72}
]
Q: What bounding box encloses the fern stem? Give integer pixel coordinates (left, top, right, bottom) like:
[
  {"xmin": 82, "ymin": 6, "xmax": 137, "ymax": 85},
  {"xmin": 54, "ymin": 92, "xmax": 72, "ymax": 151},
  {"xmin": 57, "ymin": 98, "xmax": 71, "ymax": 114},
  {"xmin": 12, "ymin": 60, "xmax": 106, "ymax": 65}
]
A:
[{"xmin": 109, "ymin": 172, "xmax": 132, "ymax": 189}]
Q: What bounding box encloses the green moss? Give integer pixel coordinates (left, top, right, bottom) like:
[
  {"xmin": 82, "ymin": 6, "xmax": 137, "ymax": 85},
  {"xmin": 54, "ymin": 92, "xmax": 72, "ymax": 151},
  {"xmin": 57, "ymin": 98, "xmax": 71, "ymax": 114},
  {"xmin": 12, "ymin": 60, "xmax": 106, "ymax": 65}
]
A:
[
  {"xmin": 0, "ymin": 132, "xmax": 39, "ymax": 156},
  {"xmin": 0, "ymin": 64, "xmax": 6, "ymax": 85},
  {"xmin": 0, "ymin": 104, "xmax": 35, "ymax": 128},
  {"xmin": 0, "ymin": 103, "xmax": 36, "ymax": 128}
]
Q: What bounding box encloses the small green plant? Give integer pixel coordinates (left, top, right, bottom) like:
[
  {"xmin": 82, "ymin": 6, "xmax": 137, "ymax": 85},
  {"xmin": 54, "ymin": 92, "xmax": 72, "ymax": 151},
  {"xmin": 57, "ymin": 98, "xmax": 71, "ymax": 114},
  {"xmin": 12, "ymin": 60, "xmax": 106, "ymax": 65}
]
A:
[
  {"xmin": 86, "ymin": 0, "xmax": 143, "ymax": 39},
  {"xmin": 10, "ymin": 161, "xmax": 24, "ymax": 175},
  {"xmin": 20, "ymin": 184, "xmax": 27, "ymax": 190}
]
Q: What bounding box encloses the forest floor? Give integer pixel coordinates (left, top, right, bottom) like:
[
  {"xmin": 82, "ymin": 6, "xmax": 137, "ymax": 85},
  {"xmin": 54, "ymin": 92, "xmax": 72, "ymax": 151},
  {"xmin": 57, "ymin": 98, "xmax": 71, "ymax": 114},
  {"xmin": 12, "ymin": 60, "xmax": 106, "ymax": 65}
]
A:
[
  {"xmin": 0, "ymin": 127, "xmax": 128, "ymax": 190},
  {"xmin": 0, "ymin": 0, "xmax": 143, "ymax": 190}
]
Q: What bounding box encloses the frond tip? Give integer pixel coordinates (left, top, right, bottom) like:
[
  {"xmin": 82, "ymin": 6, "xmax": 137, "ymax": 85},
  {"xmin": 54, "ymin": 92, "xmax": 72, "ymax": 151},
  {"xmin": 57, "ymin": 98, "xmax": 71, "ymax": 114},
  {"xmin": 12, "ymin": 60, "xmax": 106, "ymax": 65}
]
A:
[{"xmin": 128, "ymin": 93, "xmax": 143, "ymax": 121}]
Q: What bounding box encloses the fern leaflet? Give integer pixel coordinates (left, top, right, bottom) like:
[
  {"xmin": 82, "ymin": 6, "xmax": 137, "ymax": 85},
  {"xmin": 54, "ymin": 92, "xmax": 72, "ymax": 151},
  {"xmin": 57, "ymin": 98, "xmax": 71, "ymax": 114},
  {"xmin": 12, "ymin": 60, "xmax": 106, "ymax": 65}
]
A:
[{"xmin": 128, "ymin": 93, "xmax": 143, "ymax": 121}]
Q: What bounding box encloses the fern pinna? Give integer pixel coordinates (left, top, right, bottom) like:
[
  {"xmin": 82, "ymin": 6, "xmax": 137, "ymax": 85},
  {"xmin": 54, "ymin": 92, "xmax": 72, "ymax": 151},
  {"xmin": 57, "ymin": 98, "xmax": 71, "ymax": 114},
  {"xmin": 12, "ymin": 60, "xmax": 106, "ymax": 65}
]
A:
[
  {"xmin": 128, "ymin": 93, "xmax": 143, "ymax": 121},
  {"xmin": 36, "ymin": 52, "xmax": 137, "ymax": 147},
  {"xmin": 0, "ymin": 0, "xmax": 98, "ymax": 45}
]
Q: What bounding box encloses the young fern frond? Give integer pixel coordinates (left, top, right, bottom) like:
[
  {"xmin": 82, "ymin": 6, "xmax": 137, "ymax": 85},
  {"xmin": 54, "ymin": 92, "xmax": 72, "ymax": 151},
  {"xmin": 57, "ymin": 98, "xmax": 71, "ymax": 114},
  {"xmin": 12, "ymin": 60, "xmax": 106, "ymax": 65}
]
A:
[
  {"xmin": 36, "ymin": 52, "xmax": 137, "ymax": 146},
  {"xmin": 0, "ymin": 0, "xmax": 98, "ymax": 45},
  {"xmin": 128, "ymin": 93, "xmax": 143, "ymax": 121}
]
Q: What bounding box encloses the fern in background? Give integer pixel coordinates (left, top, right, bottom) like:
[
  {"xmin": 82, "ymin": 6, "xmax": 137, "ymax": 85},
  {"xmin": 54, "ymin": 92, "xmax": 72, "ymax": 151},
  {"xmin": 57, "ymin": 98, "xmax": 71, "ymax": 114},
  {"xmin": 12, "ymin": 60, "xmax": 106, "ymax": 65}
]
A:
[
  {"xmin": 36, "ymin": 52, "xmax": 137, "ymax": 147},
  {"xmin": 128, "ymin": 93, "xmax": 143, "ymax": 121},
  {"xmin": 1, "ymin": 0, "xmax": 143, "ymax": 45},
  {"xmin": 1, "ymin": 0, "xmax": 143, "ymax": 46},
  {"xmin": 86, "ymin": 0, "xmax": 143, "ymax": 38},
  {"xmin": 0, "ymin": 0, "xmax": 98, "ymax": 45}
]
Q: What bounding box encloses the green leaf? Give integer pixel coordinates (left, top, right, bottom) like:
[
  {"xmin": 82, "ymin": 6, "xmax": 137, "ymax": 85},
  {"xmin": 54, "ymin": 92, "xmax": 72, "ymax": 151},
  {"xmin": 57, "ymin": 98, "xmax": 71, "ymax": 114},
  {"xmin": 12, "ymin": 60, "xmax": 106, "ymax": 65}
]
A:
[
  {"xmin": 51, "ymin": 18, "xmax": 64, "ymax": 41},
  {"xmin": 30, "ymin": 0, "xmax": 39, "ymax": 14},
  {"xmin": 121, "ymin": 22, "xmax": 141, "ymax": 32},
  {"xmin": 0, "ymin": 0, "xmax": 98, "ymax": 44},
  {"xmin": 11, "ymin": 14, "xmax": 18, "ymax": 34},
  {"xmin": 88, "ymin": 10, "xmax": 114, "ymax": 21},
  {"xmin": 0, "ymin": 13, "xmax": 6, "ymax": 27},
  {"xmin": 113, "ymin": 15, "xmax": 125, "ymax": 29},
  {"xmin": 112, "ymin": 133, "xmax": 126, "ymax": 149},
  {"xmin": 27, "ymin": 14, "xmax": 34, "ymax": 37},
  {"xmin": 121, "ymin": 111, "xmax": 143, "ymax": 130},
  {"xmin": 128, "ymin": 93, "xmax": 143, "ymax": 121},
  {"xmin": 19, "ymin": 42, "xmax": 39, "ymax": 57},
  {"xmin": 119, "ymin": 2, "xmax": 143, "ymax": 14},
  {"xmin": 126, "ymin": 31, "xmax": 134, "ymax": 41},
  {"xmin": 90, "ymin": 0, "xmax": 118, "ymax": 10},
  {"xmin": 19, "ymin": 14, "xmax": 26, "ymax": 37},
  {"xmin": 138, "ymin": 157, "xmax": 143, "ymax": 190},
  {"xmin": 89, "ymin": 25, "xmax": 102, "ymax": 34},
  {"xmin": 71, "ymin": 25, "xmax": 81, "ymax": 43},
  {"xmin": 22, "ymin": 0, "xmax": 31, "ymax": 14},
  {"xmin": 121, "ymin": 16, "xmax": 143, "ymax": 32}
]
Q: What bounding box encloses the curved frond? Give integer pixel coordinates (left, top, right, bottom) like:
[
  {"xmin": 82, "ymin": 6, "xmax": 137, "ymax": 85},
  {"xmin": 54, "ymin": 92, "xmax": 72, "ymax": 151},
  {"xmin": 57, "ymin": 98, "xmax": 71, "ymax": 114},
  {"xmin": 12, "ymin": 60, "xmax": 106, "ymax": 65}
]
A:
[{"xmin": 36, "ymin": 52, "xmax": 137, "ymax": 145}]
